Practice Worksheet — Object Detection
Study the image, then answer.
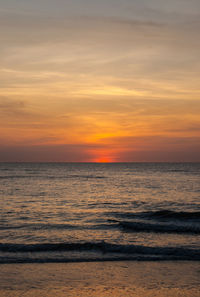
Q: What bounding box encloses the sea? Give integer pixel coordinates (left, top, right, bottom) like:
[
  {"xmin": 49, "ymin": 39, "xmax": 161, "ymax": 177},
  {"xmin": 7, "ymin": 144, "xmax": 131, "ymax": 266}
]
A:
[{"xmin": 0, "ymin": 162, "xmax": 200, "ymax": 264}]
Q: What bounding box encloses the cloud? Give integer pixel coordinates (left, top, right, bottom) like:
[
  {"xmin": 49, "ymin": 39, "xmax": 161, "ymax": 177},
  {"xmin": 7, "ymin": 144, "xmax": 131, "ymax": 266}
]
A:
[
  {"xmin": 1, "ymin": 134, "xmax": 199, "ymax": 162},
  {"xmin": 0, "ymin": 97, "xmax": 29, "ymax": 117},
  {"xmin": 114, "ymin": 135, "xmax": 200, "ymax": 162},
  {"xmin": 117, "ymin": 149, "xmax": 200, "ymax": 162},
  {"xmin": 0, "ymin": 143, "xmax": 98, "ymax": 162},
  {"xmin": 1, "ymin": 10, "xmax": 198, "ymax": 49},
  {"xmin": 0, "ymin": 12, "xmax": 166, "ymax": 52},
  {"xmin": 1, "ymin": 7, "xmax": 199, "ymax": 99},
  {"xmin": 0, "ymin": 96, "xmax": 25, "ymax": 109}
]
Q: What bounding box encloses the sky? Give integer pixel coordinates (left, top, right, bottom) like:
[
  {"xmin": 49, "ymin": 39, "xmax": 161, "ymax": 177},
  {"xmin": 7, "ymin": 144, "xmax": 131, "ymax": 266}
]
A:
[{"xmin": 0, "ymin": 0, "xmax": 200, "ymax": 162}]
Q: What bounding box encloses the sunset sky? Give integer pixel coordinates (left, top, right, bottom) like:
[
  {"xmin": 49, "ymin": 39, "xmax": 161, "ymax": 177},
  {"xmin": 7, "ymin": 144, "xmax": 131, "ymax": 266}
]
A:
[{"xmin": 0, "ymin": 0, "xmax": 200, "ymax": 162}]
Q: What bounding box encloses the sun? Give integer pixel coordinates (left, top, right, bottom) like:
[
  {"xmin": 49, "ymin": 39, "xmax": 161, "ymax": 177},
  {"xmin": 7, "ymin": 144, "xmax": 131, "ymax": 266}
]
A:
[
  {"xmin": 97, "ymin": 158, "xmax": 111, "ymax": 163},
  {"xmin": 93, "ymin": 156, "xmax": 114, "ymax": 163},
  {"xmin": 90, "ymin": 149, "xmax": 117, "ymax": 163}
]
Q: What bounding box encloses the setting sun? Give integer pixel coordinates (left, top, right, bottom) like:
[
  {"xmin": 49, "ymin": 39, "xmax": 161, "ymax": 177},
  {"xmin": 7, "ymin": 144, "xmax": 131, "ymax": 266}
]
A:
[{"xmin": 94, "ymin": 157, "xmax": 113, "ymax": 163}]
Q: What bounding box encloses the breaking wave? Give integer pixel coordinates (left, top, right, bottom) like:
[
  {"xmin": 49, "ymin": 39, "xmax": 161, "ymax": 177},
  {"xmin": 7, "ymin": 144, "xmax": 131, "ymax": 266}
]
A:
[
  {"xmin": 117, "ymin": 220, "xmax": 200, "ymax": 234},
  {"xmin": 111, "ymin": 210, "xmax": 200, "ymax": 221},
  {"xmin": 0, "ymin": 241, "xmax": 199, "ymax": 263}
]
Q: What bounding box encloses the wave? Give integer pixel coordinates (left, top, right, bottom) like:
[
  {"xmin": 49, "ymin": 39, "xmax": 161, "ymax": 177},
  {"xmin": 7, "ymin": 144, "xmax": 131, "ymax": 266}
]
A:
[
  {"xmin": 143, "ymin": 210, "xmax": 200, "ymax": 220},
  {"xmin": 110, "ymin": 210, "xmax": 200, "ymax": 222},
  {"xmin": 0, "ymin": 223, "xmax": 81, "ymax": 231},
  {"xmin": 0, "ymin": 174, "xmax": 106, "ymax": 180},
  {"xmin": 0, "ymin": 255, "xmax": 199, "ymax": 264},
  {"xmin": 117, "ymin": 220, "xmax": 200, "ymax": 234},
  {"xmin": 0, "ymin": 222, "xmax": 114, "ymax": 231},
  {"xmin": 0, "ymin": 241, "xmax": 199, "ymax": 263}
]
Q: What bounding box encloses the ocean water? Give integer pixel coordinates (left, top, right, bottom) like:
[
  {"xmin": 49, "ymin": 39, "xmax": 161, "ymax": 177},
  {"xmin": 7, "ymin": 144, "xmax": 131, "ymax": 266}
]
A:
[{"xmin": 0, "ymin": 162, "xmax": 199, "ymax": 263}]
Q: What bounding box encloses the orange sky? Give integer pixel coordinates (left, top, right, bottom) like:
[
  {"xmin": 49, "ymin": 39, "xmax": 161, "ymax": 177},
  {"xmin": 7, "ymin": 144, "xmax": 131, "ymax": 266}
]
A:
[{"xmin": 0, "ymin": 0, "xmax": 200, "ymax": 162}]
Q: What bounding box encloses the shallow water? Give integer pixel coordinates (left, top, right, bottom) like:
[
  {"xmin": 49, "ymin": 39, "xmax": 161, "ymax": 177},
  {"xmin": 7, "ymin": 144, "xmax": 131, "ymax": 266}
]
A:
[
  {"xmin": 0, "ymin": 162, "xmax": 200, "ymax": 263},
  {"xmin": 0, "ymin": 262, "xmax": 200, "ymax": 297}
]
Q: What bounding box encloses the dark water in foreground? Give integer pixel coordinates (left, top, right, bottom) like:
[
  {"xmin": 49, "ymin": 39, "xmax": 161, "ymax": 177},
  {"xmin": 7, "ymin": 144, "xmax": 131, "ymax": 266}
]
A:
[{"xmin": 0, "ymin": 163, "xmax": 199, "ymax": 263}]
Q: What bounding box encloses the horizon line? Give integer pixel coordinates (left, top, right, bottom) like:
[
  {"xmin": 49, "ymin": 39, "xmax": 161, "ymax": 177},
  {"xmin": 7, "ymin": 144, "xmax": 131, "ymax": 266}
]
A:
[{"xmin": 0, "ymin": 161, "xmax": 199, "ymax": 164}]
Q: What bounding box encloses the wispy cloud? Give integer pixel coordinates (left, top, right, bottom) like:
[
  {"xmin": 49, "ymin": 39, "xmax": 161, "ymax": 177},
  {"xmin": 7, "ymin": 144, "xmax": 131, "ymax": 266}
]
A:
[{"xmin": 0, "ymin": 0, "xmax": 199, "ymax": 161}]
